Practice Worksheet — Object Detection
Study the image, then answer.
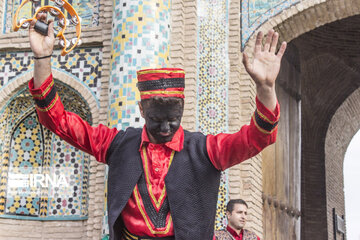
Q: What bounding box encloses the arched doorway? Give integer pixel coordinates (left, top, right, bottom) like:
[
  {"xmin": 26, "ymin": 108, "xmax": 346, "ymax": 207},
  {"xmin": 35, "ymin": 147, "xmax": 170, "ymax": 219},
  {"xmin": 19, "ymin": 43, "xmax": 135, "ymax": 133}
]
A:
[
  {"xmin": 294, "ymin": 15, "xmax": 360, "ymax": 240},
  {"xmin": 325, "ymin": 86, "xmax": 360, "ymax": 240},
  {"xmin": 344, "ymin": 130, "xmax": 360, "ymax": 240},
  {"xmin": 0, "ymin": 79, "xmax": 93, "ymax": 238},
  {"xmin": 261, "ymin": 10, "xmax": 360, "ymax": 240}
]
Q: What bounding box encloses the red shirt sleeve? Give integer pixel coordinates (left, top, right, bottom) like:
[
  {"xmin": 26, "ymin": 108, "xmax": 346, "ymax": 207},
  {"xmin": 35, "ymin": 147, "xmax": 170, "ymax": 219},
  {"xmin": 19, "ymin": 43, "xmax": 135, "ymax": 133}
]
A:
[
  {"xmin": 207, "ymin": 97, "xmax": 280, "ymax": 170},
  {"xmin": 28, "ymin": 74, "xmax": 118, "ymax": 164}
]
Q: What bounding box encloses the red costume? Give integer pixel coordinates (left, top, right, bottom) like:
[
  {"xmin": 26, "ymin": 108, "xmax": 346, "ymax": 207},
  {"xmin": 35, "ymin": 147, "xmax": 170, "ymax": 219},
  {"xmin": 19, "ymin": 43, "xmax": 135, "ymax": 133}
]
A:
[
  {"xmin": 214, "ymin": 226, "xmax": 260, "ymax": 240},
  {"xmin": 29, "ymin": 68, "xmax": 279, "ymax": 239},
  {"xmin": 226, "ymin": 225, "xmax": 260, "ymax": 240}
]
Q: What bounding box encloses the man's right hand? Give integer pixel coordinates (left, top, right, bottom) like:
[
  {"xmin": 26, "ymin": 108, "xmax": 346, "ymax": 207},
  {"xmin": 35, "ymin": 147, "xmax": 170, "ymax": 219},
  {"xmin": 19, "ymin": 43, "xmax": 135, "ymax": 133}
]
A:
[
  {"xmin": 29, "ymin": 12, "xmax": 55, "ymax": 88},
  {"xmin": 29, "ymin": 12, "xmax": 55, "ymax": 58}
]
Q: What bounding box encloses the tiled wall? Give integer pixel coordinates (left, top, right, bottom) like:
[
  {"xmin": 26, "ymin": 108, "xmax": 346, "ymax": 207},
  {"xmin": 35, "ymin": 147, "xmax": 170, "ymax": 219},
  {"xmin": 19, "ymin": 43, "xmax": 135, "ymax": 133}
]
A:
[
  {"xmin": 3, "ymin": 0, "xmax": 100, "ymax": 34},
  {"xmin": 0, "ymin": 82, "xmax": 91, "ymax": 220},
  {"xmin": 196, "ymin": 0, "xmax": 230, "ymax": 230},
  {"xmin": 107, "ymin": 0, "xmax": 171, "ymax": 129},
  {"xmin": 0, "ymin": 48, "xmax": 103, "ymax": 104},
  {"xmin": 241, "ymin": 0, "xmax": 300, "ymax": 48}
]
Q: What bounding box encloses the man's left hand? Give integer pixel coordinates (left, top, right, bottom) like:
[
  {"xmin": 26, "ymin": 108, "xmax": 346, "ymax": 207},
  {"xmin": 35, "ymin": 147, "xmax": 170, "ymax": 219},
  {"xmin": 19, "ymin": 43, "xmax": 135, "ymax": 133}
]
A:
[{"xmin": 242, "ymin": 29, "xmax": 287, "ymax": 111}]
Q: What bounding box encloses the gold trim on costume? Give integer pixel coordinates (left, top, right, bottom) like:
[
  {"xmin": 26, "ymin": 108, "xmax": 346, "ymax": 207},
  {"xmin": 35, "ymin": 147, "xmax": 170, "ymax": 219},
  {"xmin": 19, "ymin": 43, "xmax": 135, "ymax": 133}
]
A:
[
  {"xmin": 123, "ymin": 228, "xmax": 138, "ymax": 240},
  {"xmin": 133, "ymin": 186, "xmax": 172, "ymax": 234},
  {"xmin": 256, "ymin": 108, "xmax": 279, "ymax": 124},
  {"xmin": 252, "ymin": 114, "xmax": 277, "ymax": 135},
  {"xmin": 124, "ymin": 235, "xmax": 133, "ymax": 240},
  {"xmin": 140, "ymin": 90, "xmax": 184, "ymax": 96},
  {"xmin": 137, "ymin": 70, "xmax": 184, "ymax": 75},
  {"xmin": 124, "ymin": 229, "xmax": 137, "ymax": 238},
  {"xmin": 32, "ymin": 80, "xmax": 54, "ymax": 99},
  {"xmin": 36, "ymin": 93, "xmax": 59, "ymax": 112}
]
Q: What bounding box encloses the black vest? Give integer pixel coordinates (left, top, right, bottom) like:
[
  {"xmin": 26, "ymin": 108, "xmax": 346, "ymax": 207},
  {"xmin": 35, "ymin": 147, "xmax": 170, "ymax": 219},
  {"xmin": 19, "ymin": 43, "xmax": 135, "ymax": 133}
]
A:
[{"xmin": 106, "ymin": 127, "xmax": 221, "ymax": 240}]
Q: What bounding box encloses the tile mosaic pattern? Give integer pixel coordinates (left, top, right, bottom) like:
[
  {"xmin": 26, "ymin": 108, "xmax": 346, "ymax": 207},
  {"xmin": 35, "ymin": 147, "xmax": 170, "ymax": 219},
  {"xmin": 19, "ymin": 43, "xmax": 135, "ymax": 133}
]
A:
[
  {"xmin": 196, "ymin": 0, "xmax": 229, "ymax": 134},
  {"xmin": 4, "ymin": 0, "xmax": 100, "ymax": 34},
  {"xmin": 241, "ymin": 0, "xmax": 300, "ymax": 49},
  {"xmin": 39, "ymin": 129, "xmax": 53, "ymax": 217},
  {"xmin": 52, "ymin": 48, "xmax": 103, "ymax": 101},
  {"xmin": 0, "ymin": 48, "xmax": 103, "ymax": 102},
  {"xmin": 0, "ymin": 81, "xmax": 91, "ymax": 219},
  {"xmin": 0, "ymin": 112, "xmax": 7, "ymax": 168},
  {"xmin": 103, "ymin": 0, "xmax": 171, "ymax": 237},
  {"xmin": 5, "ymin": 111, "xmax": 43, "ymax": 216},
  {"xmin": 197, "ymin": 0, "xmax": 229, "ymax": 231},
  {"xmin": 215, "ymin": 172, "xmax": 229, "ymax": 229},
  {"xmin": 48, "ymin": 135, "xmax": 87, "ymax": 216},
  {"xmin": 0, "ymin": 91, "xmax": 34, "ymax": 215},
  {"xmin": 81, "ymin": 153, "xmax": 89, "ymax": 217},
  {"xmin": 49, "ymin": 81, "xmax": 91, "ymax": 218},
  {"xmin": 0, "ymin": 52, "xmax": 31, "ymax": 85},
  {"xmin": 107, "ymin": 0, "xmax": 170, "ymax": 129}
]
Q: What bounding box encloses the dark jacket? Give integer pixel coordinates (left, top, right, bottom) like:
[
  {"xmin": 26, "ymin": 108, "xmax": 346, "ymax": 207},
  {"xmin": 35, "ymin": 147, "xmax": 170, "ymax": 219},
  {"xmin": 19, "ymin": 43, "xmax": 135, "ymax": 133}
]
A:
[{"xmin": 106, "ymin": 127, "xmax": 221, "ymax": 240}]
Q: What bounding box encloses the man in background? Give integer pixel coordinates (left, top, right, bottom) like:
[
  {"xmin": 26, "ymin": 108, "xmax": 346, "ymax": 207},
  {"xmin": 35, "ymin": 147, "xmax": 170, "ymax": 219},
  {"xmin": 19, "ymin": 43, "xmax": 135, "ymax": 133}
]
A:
[{"xmin": 214, "ymin": 199, "xmax": 260, "ymax": 240}]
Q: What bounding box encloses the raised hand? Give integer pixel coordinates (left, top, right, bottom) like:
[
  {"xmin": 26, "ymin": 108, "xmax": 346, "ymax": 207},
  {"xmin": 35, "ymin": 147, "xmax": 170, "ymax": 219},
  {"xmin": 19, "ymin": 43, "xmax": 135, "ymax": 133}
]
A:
[
  {"xmin": 29, "ymin": 12, "xmax": 54, "ymax": 88},
  {"xmin": 29, "ymin": 12, "xmax": 55, "ymax": 58},
  {"xmin": 242, "ymin": 29, "xmax": 287, "ymax": 111}
]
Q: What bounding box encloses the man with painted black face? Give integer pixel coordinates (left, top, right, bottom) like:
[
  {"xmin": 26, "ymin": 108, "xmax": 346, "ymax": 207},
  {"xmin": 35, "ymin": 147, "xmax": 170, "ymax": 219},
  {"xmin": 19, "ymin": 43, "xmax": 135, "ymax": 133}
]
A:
[
  {"xmin": 28, "ymin": 13, "xmax": 286, "ymax": 240},
  {"xmin": 138, "ymin": 97, "xmax": 184, "ymax": 144}
]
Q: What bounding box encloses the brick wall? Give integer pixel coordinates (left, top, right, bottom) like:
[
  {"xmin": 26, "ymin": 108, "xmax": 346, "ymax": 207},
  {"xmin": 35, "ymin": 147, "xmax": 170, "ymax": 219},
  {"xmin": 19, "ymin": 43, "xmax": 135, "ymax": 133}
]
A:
[
  {"xmin": 170, "ymin": 0, "xmax": 198, "ymax": 132},
  {"xmin": 325, "ymin": 88, "xmax": 360, "ymax": 240},
  {"xmin": 85, "ymin": 0, "xmax": 113, "ymax": 239},
  {"xmin": 0, "ymin": 219, "xmax": 86, "ymax": 240}
]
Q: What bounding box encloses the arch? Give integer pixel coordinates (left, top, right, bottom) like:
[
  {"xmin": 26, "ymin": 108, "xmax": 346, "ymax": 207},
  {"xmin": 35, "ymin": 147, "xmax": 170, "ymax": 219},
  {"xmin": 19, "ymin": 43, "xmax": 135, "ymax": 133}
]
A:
[
  {"xmin": 0, "ymin": 69, "xmax": 101, "ymax": 233},
  {"xmin": 4, "ymin": 111, "xmax": 45, "ymax": 217},
  {"xmin": 0, "ymin": 69, "xmax": 100, "ymax": 124},
  {"xmin": 0, "ymin": 78, "xmax": 94, "ymax": 220},
  {"xmin": 325, "ymin": 87, "xmax": 360, "ymax": 239},
  {"xmin": 246, "ymin": 2, "xmax": 360, "ymax": 239},
  {"xmin": 243, "ymin": 0, "xmax": 360, "ymax": 53}
]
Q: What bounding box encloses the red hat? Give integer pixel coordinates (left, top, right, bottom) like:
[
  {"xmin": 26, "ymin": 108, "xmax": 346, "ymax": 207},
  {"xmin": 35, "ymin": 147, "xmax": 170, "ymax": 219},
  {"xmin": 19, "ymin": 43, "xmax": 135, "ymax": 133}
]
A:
[{"xmin": 137, "ymin": 68, "xmax": 185, "ymax": 100}]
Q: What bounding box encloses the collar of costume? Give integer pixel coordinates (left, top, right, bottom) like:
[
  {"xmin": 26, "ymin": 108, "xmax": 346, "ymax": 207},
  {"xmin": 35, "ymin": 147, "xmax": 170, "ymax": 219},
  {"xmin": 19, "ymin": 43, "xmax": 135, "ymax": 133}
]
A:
[
  {"xmin": 227, "ymin": 225, "xmax": 243, "ymax": 238},
  {"xmin": 140, "ymin": 125, "xmax": 184, "ymax": 152},
  {"xmin": 137, "ymin": 68, "xmax": 185, "ymax": 99}
]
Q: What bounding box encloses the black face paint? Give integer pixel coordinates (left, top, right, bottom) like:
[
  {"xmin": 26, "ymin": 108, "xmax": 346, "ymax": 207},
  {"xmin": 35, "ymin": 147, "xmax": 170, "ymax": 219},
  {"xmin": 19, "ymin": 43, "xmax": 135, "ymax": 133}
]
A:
[{"xmin": 143, "ymin": 101, "xmax": 183, "ymax": 144}]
